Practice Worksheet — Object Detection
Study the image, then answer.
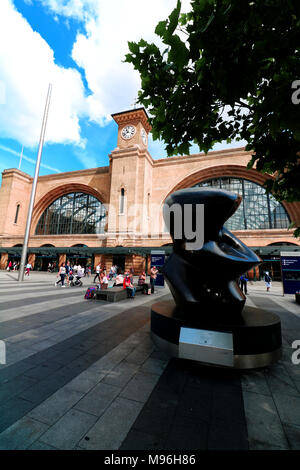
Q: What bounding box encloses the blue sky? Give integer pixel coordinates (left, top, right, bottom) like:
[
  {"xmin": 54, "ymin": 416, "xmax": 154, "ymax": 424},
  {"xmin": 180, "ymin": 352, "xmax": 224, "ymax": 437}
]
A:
[{"xmin": 0, "ymin": 0, "xmax": 245, "ymax": 181}]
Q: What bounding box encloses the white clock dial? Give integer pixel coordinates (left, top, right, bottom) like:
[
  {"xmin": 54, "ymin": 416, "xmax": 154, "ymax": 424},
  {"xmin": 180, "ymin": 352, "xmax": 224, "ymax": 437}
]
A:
[
  {"xmin": 141, "ymin": 128, "xmax": 147, "ymax": 145},
  {"xmin": 121, "ymin": 125, "xmax": 136, "ymax": 140}
]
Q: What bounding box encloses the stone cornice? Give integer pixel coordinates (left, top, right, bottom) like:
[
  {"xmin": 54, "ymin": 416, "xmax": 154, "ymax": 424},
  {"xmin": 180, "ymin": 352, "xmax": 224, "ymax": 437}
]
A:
[
  {"xmin": 111, "ymin": 108, "xmax": 152, "ymax": 133},
  {"xmin": 153, "ymin": 147, "xmax": 252, "ymax": 167}
]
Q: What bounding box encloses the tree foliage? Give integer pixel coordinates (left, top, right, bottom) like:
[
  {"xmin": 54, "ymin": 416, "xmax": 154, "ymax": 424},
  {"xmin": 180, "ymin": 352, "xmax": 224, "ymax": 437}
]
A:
[{"xmin": 125, "ymin": 0, "xmax": 300, "ymax": 236}]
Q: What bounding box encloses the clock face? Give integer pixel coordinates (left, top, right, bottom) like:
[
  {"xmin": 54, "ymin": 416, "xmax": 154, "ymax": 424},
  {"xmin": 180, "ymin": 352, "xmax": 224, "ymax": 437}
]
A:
[
  {"xmin": 121, "ymin": 125, "xmax": 136, "ymax": 140},
  {"xmin": 141, "ymin": 128, "xmax": 147, "ymax": 145}
]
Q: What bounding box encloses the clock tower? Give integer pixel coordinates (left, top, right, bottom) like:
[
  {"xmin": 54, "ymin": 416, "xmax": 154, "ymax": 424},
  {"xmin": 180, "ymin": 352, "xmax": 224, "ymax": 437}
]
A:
[{"xmin": 111, "ymin": 107, "xmax": 152, "ymax": 150}]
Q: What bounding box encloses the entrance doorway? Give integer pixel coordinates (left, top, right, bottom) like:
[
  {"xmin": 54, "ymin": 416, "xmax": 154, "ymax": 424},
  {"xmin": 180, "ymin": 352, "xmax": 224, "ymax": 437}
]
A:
[{"xmin": 113, "ymin": 255, "xmax": 125, "ymax": 273}]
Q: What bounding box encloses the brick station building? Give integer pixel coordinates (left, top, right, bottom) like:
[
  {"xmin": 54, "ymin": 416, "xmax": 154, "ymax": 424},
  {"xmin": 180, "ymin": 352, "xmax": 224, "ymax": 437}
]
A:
[{"xmin": 0, "ymin": 107, "xmax": 299, "ymax": 280}]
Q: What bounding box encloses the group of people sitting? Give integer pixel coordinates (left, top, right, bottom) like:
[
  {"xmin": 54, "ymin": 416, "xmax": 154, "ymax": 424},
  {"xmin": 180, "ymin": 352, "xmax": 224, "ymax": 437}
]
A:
[{"xmin": 94, "ymin": 266, "xmax": 159, "ymax": 299}]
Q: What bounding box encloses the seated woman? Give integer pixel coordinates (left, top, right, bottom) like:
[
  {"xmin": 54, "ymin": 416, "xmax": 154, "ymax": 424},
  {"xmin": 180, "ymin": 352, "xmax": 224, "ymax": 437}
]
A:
[
  {"xmin": 114, "ymin": 273, "xmax": 124, "ymax": 287},
  {"xmin": 123, "ymin": 274, "xmax": 136, "ymax": 299},
  {"xmin": 101, "ymin": 273, "xmax": 109, "ymax": 289},
  {"xmin": 138, "ymin": 272, "xmax": 150, "ymax": 294}
]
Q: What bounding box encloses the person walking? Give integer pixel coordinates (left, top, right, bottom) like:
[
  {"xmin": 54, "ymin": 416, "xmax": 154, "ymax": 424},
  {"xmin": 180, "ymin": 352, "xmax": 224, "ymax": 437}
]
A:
[
  {"xmin": 94, "ymin": 264, "xmax": 101, "ymax": 283},
  {"xmin": 265, "ymin": 271, "xmax": 272, "ymax": 292},
  {"xmin": 150, "ymin": 266, "xmax": 158, "ymax": 293},
  {"xmin": 239, "ymin": 274, "xmax": 248, "ymax": 295},
  {"xmin": 25, "ymin": 262, "xmax": 32, "ymax": 276},
  {"xmin": 65, "ymin": 261, "xmax": 71, "ymax": 286},
  {"xmin": 7, "ymin": 260, "xmax": 12, "ymax": 271},
  {"xmin": 55, "ymin": 263, "xmax": 66, "ymax": 287}
]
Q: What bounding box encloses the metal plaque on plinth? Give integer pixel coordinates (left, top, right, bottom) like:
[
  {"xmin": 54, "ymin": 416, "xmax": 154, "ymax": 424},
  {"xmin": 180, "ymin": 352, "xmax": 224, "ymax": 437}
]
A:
[{"xmin": 179, "ymin": 327, "xmax": 234, "ymax": 367}]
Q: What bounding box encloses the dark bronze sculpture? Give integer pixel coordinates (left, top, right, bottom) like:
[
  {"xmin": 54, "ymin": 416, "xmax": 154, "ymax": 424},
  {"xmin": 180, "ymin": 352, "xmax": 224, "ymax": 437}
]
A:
[{"xmin": 163, "ymin": 187, "xmax": 261, "ymax": 321}]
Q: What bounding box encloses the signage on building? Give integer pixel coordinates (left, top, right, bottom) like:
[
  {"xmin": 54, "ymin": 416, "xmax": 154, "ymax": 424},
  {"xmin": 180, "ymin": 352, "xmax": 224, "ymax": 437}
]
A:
[
  {"xmin": 150, "ymin": 250, "xmax": 165, "ymax": 287},
  {"xmin": 280, "ymin": 252, "xmax": 300, "ymax": 295}
]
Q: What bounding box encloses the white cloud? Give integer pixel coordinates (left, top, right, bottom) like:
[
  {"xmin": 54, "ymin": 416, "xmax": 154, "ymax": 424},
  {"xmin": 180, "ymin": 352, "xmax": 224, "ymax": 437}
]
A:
[
  {"xmin": 0, "ymin": 0, "xmax": 89, "ymax": 147},
  {"xmin": 0, "ymin": 0, "xmax": 193, "ymax": 150}
]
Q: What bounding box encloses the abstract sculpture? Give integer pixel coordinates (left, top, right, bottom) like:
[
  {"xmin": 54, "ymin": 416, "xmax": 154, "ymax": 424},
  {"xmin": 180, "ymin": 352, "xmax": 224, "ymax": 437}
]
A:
[
  {"xmin": 162, "ymin": 187, "xmax": 261, "ymax": 322},
  {"xmin": 151, "ymin": 187, "xmax": 282, "ymax": 369}
]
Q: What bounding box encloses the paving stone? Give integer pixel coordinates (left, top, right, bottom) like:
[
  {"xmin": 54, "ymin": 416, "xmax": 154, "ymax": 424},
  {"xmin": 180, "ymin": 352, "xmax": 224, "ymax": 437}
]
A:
[
  {"xmin": 78, "ymin": 397, "xmax": 143, "ymax": 450},
  {"xmin": 0, "ymin": 416, "xmax": 49, "ymax": 450},
  {"xmin": 282, "ymin": 423, "xmax": 300, "ymax": 450},
  {"xmin": 0, "ymin": 375, "xmax": 37, "ymax": 401},
  {"xmin": 140, "ymin": 357, "xmax": 168, "ymax": 376},
  {"xmin": 272, "ymin": 393, "xmax": 300, "ymax": 426},
  {"xmin": 240, "ymin": 370, "xmax": 271, "ymax": 396},
  {"xmin": 27, "ymin": 386, "xmax": 84, "ymax": 425},
  {"xmin": 264, "ymin": 363, "xmax": 300, "ymax": 397},
  {"xmin": 120, "ymin": 429, "xmax": 165, "ymax": 450},
  {"xmin": 23, "ymin": 360, "xmax": 64, "ymax": 381},
  {"xmin": 0, "ymin": 397, "xmax": 36, "ymax": 434},
  {"xmin": 75, "ymin": 382, "xmax": 121, "ymax": 416},
  {"xmin": 242, "ymin": 391, "xmax": 289, "ymax": 449},
  {"xmin": 207, "ymin": 417, "xmax": 248, "ymax": 450},
  {"xmin": 65, "ymin": 370, "xmax": 106, "ymax": 394},
  {"xmin": 27, "ymin": 440, "xmax": 59, "ymax": 450},
  {"xmin": 0, "ymin": 416, "xmax": 48, "ymax": 450},
  {"xmin": 101, "ymin": 360, "xmax": 139, "ymax": 388},
  {"xmin": 119, "ymin": 371, "xmax": 160, "ymax": 403},
  {"xmin": 39, "ymin": 409, "xmax": 98, "ymax": 450}
]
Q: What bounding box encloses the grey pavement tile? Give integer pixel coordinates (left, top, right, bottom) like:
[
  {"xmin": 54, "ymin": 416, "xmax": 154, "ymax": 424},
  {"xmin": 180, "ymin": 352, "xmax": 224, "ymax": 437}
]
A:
[
  {"xmin": 23, "ymin": 360, "xmax": 64, "ymax": 381},
  {"xmin": 242, "ymin": 390, "xmax": 289, "ymax": 449},
  {"xmin": 240, "ymin": 370, "xmax": 271, "ymax": 396},
  {"xmin": 272, "ymin": 393, "xmax": 300, "ymax": 426},
  {"xmin": 27, "ymin": 386, "xmax": 84, "ymax": 425},
  {"xmin": 125, "ymin": 348, "xmax": 151, "ymax": 366},
  {"xmin": 120, "ymin": 429, "xmax": 165, "ymax": 450},
  {"xmin": 75, "ymin": 382, "xmax": 121, "ymax": 416},
  {"xmin": 264, "ymin": 363, "xmax": 300, "ymax": 397},
  {"xmin": 39, "ymin": 409, "xmax": 98, "ymax": 450},
  {"xmin": 207, "ymin": 417, "xmax": 248, "ymax": 450},
  {"xmin": 0, "ymin": 397, "xmax": 36, "ymax": 434},
  {"xmin": 65, "ymin": 369, "xmax": 106, "ymax": 394},
  {"xmin": 0, "ymin": 416, "xmax": 49, "ymax": 450},
  {"xmin": 120, "ymin": 371, "xmax": 160, "ymax": 403},
  {"xmin": 0, "ymin": 374, "xmax": 37, "ymax": 402},
  {"xmin": 27, "ymin": 440, "xmax": 59, "ymax": 450},
  {"xmin": 101, "ymin": 360, "xmax": 139, "ymax": 388},
  {"xmin": 140, "ymin": 357, "xmax": 168, "ymax": 376},
  {"xmin": 282, "ymin": 423, "xmax": 300, "ymax": 450},
  {"xmin": 78, "ymin": 397, "xmax": 143, "ymax": 450}
]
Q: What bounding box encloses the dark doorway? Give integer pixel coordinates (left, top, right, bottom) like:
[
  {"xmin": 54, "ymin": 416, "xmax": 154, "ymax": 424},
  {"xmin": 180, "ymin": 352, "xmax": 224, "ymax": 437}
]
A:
[{"xmin": 113, "ymin": 255, "xmax": 125, "ymax": 273}]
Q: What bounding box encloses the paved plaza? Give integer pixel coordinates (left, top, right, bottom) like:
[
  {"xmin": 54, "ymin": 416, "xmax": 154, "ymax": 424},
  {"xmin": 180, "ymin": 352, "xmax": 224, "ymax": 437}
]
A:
[{"xmin": 0, "ymin": 271, "xmax": 300, "ymax": 450}]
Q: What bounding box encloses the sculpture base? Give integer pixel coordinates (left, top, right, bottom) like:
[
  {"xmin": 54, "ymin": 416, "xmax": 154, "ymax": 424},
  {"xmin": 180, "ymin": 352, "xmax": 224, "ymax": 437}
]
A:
[{"xmin": 151, "ymin": 300, "xmax": 282, "ymax": 369}]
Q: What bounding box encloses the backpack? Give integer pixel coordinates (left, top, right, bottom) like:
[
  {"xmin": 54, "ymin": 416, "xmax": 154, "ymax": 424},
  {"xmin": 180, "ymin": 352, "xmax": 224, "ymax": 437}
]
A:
[{"xmin": 84, "ymin": 287, "xmax": 96, "ymax": 299}]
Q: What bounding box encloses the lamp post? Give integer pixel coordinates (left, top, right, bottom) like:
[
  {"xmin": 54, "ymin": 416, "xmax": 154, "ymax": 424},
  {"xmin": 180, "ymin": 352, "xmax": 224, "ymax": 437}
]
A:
[{"xmin": 18, "ymin": 84, "xmax": 52, "ymax": 282}]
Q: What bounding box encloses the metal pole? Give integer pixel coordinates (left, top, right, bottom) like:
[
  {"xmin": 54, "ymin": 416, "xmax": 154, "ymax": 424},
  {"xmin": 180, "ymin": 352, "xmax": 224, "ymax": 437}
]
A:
[
  {"xmin": 18, "ymin": 84, "xmax": 52, "ymax": 282},
  {"xmin": 18, "ymin": 145, "xmax": 23, "ymax": 170}
]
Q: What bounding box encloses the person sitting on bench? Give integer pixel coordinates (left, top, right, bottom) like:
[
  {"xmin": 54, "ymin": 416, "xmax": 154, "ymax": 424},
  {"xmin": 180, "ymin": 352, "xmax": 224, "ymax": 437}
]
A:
[{"xmin": 123, "ymin": 274, "xmax": 136, "ymax": 299}]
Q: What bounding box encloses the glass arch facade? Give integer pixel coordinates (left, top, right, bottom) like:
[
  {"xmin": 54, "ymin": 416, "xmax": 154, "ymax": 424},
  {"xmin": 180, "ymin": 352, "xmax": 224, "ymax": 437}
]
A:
[
  {"xmin": 35, "ymin": 192, "xmax": 106, "ymax": 235},
  {"xmin": 193, "ymin": 177, "xmax": 290, "ymax": 231}
]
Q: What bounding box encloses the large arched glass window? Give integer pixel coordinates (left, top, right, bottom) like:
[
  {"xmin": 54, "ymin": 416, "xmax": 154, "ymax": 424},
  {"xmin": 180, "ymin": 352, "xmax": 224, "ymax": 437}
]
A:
[
  {"xmin": 193, "ymin": 177, "xmax": 290, "ymax": 230},
  {"xmin": 35, "ymin": 192, "xmax": 106, "ymax": 235}
]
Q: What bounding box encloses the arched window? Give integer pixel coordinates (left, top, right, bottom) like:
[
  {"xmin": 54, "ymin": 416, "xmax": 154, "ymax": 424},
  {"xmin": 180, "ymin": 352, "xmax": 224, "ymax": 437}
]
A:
[
  {"xmin": 193, "ymin": 177, "xmax": 290, "ymax": 230},
  {"xmin": 120, "ymin": 188, "xmax": 125, "ymax": 214},
  {"xmin": 14, "ymin": 204, "xmax": 20, "ymax": 224},
  {"xmin": 35, "ymin": 192, "xmax": 106, "ymax": 235}
]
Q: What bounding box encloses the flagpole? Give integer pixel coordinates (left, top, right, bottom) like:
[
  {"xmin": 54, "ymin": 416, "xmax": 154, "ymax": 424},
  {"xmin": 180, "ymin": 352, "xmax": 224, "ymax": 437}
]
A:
[
  {"xmin": 18, "ymin": 145, "xmax": 23, "ymax": 170},
  {"xmin": 18, "ymin": 84, "xmax": 52, "ymax": 282}
]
